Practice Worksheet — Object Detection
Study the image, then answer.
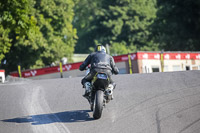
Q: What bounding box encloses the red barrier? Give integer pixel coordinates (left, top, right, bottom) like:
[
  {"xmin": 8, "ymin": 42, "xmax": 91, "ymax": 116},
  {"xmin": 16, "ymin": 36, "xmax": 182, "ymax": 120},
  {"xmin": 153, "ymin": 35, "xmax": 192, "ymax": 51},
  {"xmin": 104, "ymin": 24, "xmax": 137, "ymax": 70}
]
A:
[
  {"xmin": 10, "ymin": 62, "xmax": 82, "ymax": 78},
  {"xmin": 137, "ymin": 52, "xmax": 200, "ymax": 60},
  {"xmin": 0, "ymin": 70, "xmax": 5, "ymax": 72},
  {"xmin": 0, "ymin": 69, "xmax": 5, "ymax": 83},
  {"xmin": 10, "ymin": 52, "xmax": 200, "ymax": 78}
]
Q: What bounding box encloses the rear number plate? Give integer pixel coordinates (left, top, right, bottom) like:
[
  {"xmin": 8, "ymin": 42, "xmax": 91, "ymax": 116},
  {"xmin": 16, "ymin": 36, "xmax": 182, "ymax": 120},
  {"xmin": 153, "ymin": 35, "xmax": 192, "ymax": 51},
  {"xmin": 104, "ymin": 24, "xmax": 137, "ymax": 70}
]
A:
[{"xmin": 97, "ymin": 74, "xmax": 108, "ymax": 79}]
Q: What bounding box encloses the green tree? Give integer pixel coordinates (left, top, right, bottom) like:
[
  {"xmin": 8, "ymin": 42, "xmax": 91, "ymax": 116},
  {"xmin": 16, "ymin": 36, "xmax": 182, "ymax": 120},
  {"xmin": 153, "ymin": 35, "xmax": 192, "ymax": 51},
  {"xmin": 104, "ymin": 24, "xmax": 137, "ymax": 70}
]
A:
[
  {"xmin": 73, "ymin": 0, "xmax": 101, "ymax": 53},
  {"xmin": 0, "ymin": 0, "xmax": 41, "ymax": 71},
  {"xmin": 151, "ymin": 0, "xmax": 200, "ymax": 50},
  {"xmin": 0, "ymin": 0, "xmax": 77, "ymax": 72},
  {"xmin": 74, "ymin": 0, "xmax": 158, "ymax": 54},
  {"xmin": 34, "ymin": 0, "xmax": 77, "ymax": 65},
  {"xmin": 0, "ymin": 25, "xmax": 11, "ymax": 64}
]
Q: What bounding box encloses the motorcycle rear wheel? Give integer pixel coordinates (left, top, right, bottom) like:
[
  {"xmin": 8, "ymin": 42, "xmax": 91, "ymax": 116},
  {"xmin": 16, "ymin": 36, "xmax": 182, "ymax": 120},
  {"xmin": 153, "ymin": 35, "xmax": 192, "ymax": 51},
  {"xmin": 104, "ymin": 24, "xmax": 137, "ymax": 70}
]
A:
[{"xmin": 93, "ymin": 90, "xmax": 104, "ymax": 119}]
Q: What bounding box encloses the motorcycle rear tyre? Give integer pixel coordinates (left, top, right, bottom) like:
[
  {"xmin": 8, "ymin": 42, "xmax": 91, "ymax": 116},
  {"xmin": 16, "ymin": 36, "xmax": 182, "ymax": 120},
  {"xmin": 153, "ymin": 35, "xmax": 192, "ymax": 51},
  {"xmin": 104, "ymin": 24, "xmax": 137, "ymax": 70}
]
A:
[{"xmin": 93, "ymin": 90, "xmax": 104, "ymax": 119}]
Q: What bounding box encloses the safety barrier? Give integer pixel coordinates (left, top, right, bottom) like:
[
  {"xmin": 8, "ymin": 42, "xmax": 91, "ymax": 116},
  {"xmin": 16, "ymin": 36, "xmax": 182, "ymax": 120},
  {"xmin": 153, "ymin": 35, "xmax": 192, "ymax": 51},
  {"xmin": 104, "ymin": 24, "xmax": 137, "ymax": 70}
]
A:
[
  {"xmin": 0, "ymin": 70, "xmax": 5, "ymax": 83},
  {"xmin": 9, "ymin": 52, "xmax": 200, "ymax": 78}
]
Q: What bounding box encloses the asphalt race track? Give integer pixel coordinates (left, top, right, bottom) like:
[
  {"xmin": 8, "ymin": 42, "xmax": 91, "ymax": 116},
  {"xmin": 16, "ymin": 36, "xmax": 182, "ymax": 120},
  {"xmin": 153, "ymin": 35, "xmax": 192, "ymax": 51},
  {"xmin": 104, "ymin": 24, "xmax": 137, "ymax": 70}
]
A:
[{"xmin": 0, "ymin": 71, "xmax": 200, "ymax": 133}]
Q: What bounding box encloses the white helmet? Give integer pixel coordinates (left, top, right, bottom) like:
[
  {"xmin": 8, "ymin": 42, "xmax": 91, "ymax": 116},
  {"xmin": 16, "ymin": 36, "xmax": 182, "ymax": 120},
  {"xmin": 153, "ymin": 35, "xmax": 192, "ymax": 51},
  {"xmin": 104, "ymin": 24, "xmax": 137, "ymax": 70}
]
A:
[{"xmin": 95, "ymin": 45, "xmax": 106, "ymax": 53}]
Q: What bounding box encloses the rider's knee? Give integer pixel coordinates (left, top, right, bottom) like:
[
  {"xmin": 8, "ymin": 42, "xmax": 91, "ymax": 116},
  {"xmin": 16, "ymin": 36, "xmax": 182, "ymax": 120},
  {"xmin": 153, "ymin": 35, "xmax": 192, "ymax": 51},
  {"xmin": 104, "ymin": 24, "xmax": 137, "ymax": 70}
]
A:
[{"xmin": 81, "ymin": 78, "xmax": 86, "ymax": 85}]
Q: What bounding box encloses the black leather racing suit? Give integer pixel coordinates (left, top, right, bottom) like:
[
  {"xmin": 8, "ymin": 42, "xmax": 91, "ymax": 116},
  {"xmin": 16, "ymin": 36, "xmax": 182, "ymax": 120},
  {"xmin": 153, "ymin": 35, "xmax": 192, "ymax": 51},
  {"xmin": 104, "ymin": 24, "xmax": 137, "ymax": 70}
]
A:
[{"xmin": 79, "ymin": 51, "xmax": 119, "ymax": 86}]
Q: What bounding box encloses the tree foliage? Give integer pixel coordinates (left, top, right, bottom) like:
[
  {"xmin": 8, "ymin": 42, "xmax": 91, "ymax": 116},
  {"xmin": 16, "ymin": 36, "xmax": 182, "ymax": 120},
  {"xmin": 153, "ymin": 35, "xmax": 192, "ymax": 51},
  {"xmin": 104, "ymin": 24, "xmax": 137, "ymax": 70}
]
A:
[
  {"xmin": 74, "ymin": 0, "xmax": 200, "ymax": 54},
  {"xmin": 151, "ymin": 0, "xmax": 200, "ymax": 51},
  {"xmin": 73, "ymin": 0, "xmax": 101, "ymax": 53},
  {"xmin": 0, "ymin": 0, "xmax": 77, "ymax": 72},
  {"xmin": 0, "ymin": 25, "xmax": 11, "ymax": 63},
  {"xmin": 33, "ymin": 0, "xmax": 77, "ymax": 67},
  {"xmin": 74, "ymin": 0, "xmax": 158, "ymax": 54},
  {"xmin": 0, "ymin": 0, "xmax": 32, "ymax": 65}
]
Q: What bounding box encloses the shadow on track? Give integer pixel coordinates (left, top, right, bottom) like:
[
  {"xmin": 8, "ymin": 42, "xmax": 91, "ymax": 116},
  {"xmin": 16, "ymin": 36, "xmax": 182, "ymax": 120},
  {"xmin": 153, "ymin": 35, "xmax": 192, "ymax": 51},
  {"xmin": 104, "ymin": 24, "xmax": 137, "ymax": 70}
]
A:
[{"xmin": 1, "ymin": 110, "xmax": 94, "ymax": 125}]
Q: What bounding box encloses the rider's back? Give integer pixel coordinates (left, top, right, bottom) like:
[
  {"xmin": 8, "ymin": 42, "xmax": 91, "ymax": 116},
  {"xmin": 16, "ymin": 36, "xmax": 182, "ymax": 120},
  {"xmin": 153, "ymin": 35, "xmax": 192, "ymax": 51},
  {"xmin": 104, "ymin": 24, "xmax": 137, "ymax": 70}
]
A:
[{"xmin": 90, "ymin": 52, "xmax": 112, "ymax": 70}]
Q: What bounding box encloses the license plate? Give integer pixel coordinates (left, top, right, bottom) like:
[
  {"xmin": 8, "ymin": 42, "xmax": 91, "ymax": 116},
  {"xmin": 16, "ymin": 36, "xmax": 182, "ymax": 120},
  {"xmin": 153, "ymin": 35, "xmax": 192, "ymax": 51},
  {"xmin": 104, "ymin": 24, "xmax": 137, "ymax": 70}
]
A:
[{"xmin": 97, "ymin": 74, "xmax": 108, "ymax": 79}]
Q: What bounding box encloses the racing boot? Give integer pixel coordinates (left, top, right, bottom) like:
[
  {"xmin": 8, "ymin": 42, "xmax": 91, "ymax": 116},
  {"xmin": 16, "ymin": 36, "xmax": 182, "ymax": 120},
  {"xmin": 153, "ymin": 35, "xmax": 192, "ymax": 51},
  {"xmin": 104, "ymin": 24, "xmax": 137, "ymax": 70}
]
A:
[
  {"xmin": 83, "ymin": 82, "xmax": 91, "ymax": 98},
  {"xmin": 111, "ymin": 83, "xmax": 117, "ymax": 99},
  {"xmin": 112, "ymin": 82, "xmax": 116, "ymax": 89},
  {"xmin": 108, "ymin": 84, "xmax": 114, "ymax": 100}
]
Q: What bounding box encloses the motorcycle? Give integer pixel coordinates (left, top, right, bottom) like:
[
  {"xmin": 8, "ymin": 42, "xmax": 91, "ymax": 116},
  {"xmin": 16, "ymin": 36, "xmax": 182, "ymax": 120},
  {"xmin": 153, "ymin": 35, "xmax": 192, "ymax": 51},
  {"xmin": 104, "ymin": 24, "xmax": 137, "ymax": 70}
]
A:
[{"xmin": 84, "ymin": 68, "xmax": 114, "ymax": 119}]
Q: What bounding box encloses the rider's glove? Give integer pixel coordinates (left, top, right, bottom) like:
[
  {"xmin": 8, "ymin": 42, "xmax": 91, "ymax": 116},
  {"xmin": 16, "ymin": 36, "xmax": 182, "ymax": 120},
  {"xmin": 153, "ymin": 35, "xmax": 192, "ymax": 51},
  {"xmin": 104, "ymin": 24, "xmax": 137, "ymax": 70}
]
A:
[{"xmin": 79, "ymin": 67, "xmax": 84, "ymax": 71}]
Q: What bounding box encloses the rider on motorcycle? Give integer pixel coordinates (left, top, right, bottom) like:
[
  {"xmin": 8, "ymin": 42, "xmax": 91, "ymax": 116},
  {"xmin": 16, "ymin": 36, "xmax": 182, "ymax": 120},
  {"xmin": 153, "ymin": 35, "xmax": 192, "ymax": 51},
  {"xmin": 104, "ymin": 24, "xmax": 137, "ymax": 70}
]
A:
[{"xmin": 79, "ymin": 45, "xmax": 119, "ymax": 97}]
